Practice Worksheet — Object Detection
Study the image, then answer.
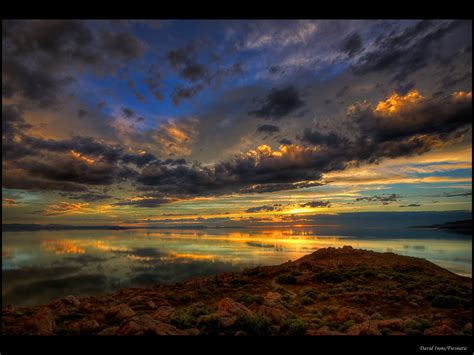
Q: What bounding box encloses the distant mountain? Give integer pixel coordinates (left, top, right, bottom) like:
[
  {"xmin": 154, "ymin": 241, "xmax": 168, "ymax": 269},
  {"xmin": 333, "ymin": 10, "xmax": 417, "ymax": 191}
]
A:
[
  {"xmin": 1, "ymin": 224, "xmax": 209, "ymax": 232},
  {"xmin": 409, "ymin": 220, "xmax": 472, "ymax": 235}
]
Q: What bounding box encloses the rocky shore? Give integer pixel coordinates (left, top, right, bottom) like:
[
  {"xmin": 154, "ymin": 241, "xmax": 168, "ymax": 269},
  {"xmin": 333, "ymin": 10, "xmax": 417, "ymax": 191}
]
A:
[{"xmin": 2, "ymin": 246, "xmax": 472, "ymax": 336}]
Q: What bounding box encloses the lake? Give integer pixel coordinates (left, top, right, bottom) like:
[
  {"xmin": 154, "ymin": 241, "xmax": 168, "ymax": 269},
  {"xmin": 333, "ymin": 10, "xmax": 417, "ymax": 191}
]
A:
[{"xmin": 2, "ymin": 220, "xmax": 471, "ymax": 307}]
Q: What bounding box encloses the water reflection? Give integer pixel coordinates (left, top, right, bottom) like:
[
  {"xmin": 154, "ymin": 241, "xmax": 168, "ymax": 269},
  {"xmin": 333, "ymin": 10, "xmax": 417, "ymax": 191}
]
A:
[{"xmin": 2, "ymin": 227, "xmax": 472, "ymax": 307}]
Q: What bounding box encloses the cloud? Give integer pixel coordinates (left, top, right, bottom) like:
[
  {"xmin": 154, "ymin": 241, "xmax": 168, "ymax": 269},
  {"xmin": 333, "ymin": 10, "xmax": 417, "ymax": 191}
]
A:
[
  {"xmin": 2, "ymin": 20, "xmax": 146, "ymax": 108},
  {"xmin": 58, "ymin": 192, "xmax": 113, "ymax": 202},
  {"xmin": 278, "ymin": 138, "xmax": 293, "ymax": 145},
  {"xmin": 355, "ymin": 193, "xmax": 401, "ymax": 205},
  {"xmin": 246, "ymin": 204, "xmax": 281, "ymax": 213},
  {"xmin": 256, "ymin": 124, "xmax": 280, "ymax": 134},
  {"xmin": 341, "ymin": 32, "xmax": 363, "ymax": 57},
  {"xmin": 352, "ymin": 20, "xmax": 465, "ymax": 82},
  {"xmin": 35, "ymin": 202, "xmax": 89, "ymax": 216},
  {"xmin": 299, "ymin": 201, "xmax": 331, "ymax": 208},
  {"xmin": 248, "ymin": 85, "xmax": 305, "ymax": 120}
]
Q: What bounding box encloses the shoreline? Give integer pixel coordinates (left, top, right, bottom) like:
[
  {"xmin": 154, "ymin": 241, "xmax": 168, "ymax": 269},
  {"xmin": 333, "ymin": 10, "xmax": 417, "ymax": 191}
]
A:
[{"xmin": 2, "ymin": 246, "xmax": 472, "ymax": 336}]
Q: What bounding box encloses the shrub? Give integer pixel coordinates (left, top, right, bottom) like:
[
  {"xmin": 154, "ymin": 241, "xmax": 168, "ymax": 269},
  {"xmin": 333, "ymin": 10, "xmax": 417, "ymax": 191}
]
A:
[
  {"xmin": 169, "ymin": 309, "xmax": 195, "ymax": 329},
  {"xmin": 430, "ymin": 295, "xmax": 465, "ymax": 308},
  {"xmin": 236, "ymin": 293, "xmax": 264, "ymax": 306},
  {"xmin": 300, "ymin": 296, "xmax": 314, "ymax": 305},
  {"xmin": 315, "ymin": 271, "xmax": 346, "ymax": 283},
  {"xmin": 338, "ymin": 320, "xmax": 355, "ymax": 332},
  {"xmin": 233, "ymin": 315, "xmax": 274, "ymax": 336},
  {"xmin": 301, "ymin": 287, "xmax": 319, "ymax": 299},
  {"xmin": 276, "ymin": 273, "xmax": 298, "ymax": 285},
  {"xmin": 280, "ymin": 318, "xmax": 309, "ymax": 336},
  {"xmin": 198, "ymin": 315, "xmax": 224, "ymax": 335}
]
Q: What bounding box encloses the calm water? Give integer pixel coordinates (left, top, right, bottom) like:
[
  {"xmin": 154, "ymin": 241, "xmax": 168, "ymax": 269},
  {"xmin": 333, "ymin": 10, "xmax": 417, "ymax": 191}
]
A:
[{"xmin": 2, "ymin": 224, "xmax": 472, "ymax": 307}]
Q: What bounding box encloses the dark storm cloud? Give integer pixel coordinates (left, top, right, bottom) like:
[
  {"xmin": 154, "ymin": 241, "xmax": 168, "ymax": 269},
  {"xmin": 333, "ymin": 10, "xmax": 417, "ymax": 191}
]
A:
[
  {"xmin": 299, "ymin": 201, "xmax": 331, "ymax": 208},
  {"xmin": 278, "ymin": 138, "xmax": 293, "ymax": 145},
  {"xmin": 256, "ymin": 124, "xmax": 280, "ymax": 134},
  {"xmin": 353, "ymin": 20, "xmax": 465, "ymax": 82},
  {"xmin": 58, "ymin": 192, "xmax": 113, "ymax": 202},
  {"xmin": 249, "ymin": 85, "xmax": 305, "ymax": 120},
  {"xmin": 341, "ymin": 32, "xmax": 363, "ymax": 57},
  {"xmin": 355, "ymin": 194, "xmax": 401, "ymax": 205},
  {"xmin": 246, "ymin": 205, "xmax": 278, "ymax": 213},
  {"xmin": 2, "ymin": 105, "xmax": 32, "ymax": 139},
  {"xmin": 77, "ymin": 109, "xmax": 88, "ymax": 118},
  {"xmin": 2, "ymin": 20, "xmax": 146, "ymax": 107},
  {"xmin": 122, "ymin": 106, "xmax": 135, "ymax": 118},
  {"xmin": 301, "ymin": 129, "xmax": 350, "ymax": 148},
  {"xmin": 166, "ymin": 41, "xmax": 242, "ymax": 104},
  {"xmin": 113, "ymin": 198, "xmax": 173, "ymax": 208}
]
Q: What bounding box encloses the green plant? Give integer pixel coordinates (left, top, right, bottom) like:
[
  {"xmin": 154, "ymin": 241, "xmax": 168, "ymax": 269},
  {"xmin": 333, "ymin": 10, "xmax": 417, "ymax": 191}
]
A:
[
  {"xmin": 276, "ymin": 273, "xmax": 298, "ymax": 285},
  {"xmin": 233, "ymin": 315, "xmax": 274, "ymax": 336},
  {"xmin": 300, "ymin": 296, "xmax": 314, "ymax": 305},
  {"xmin": 338, "ymin": 320, "xmax": 355, "ymax": 332},
  {"xmin": 280, "ymin": 317, "xmax": 309, "ymax": 336},
  {"xmin": 197, "ymin": 315, "xmax": 223, "ymax": 335},
  {"xmin": 169, "ymin": 309, "xmax": 195, "ymax": 329}
]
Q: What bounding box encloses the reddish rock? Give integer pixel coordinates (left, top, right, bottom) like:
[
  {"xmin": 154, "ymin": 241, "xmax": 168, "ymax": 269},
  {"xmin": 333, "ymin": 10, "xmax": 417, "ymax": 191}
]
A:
[
  {"xmin": 264, "ymin": 292, "xmax": 282, "ymax": 304},
  {"xmin": 249, "ymin": 304, "xmax": 291, "ymax": 323},
  {"xmin": 347, "ymin": 322, "xmax": 382, "ymax": 335},
  {"xmin": 116, "ymin": 314, "xmax": 186, "ymax": 336},
  {"xmin": 98, "ymin": 326, "xmax": 119, "ymax": 335},
  {"xmin": 63, "ymin": 295, "xmax": 81, "ymax": 307},
  {"xmin": 235, "ymin": 330, "xmax": 248, "ymax": 336},
  {"xmin": 216, "ymin": 298, "xmax": 253, "ymax": 327},
  {"xmin": 424, "ymin": 325, "xmax": 455, "ymax": 335},
  {"xmin": 334, "ymin": 307, "xmax": 368, "ymax": 323},
  {"xmin": 306, "ymin": 327, "xmax": 343, "ymax": 336},
  {"xmin": 152, "ymin": 306, "xmax": 176, "ymax": 322},
  {"xmin": 217, "ymin": 298, "xmax": 253, "ymax": 317},
  {"xmin": 147, "ymin": 301, "xmax": 157, "ymax": 309},
  {"xmin": 107, "ymin": 304, "xmax": 136, "ymax": 321},
  {"xmin": 69, "ymin": 319, "xmax": 100, "ymax": 333},
  {"xmin": 26, "ymin": 308, "xmax": 55, "ymax": 335}
]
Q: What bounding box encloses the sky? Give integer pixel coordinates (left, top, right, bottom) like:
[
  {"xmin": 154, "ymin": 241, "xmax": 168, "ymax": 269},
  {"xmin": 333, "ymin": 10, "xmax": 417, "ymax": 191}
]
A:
[{"xmin": 2, "ymin": 19, "xmax": 472, "ymax": 226}]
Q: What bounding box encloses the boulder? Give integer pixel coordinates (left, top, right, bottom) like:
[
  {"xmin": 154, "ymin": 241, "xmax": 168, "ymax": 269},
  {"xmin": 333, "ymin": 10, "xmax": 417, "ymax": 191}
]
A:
[
  {"xmin": 98, "ymin": 326, "xmax": 119, "ymax": 335},
  {"xmin": 346, "ymin": 322, "xmax": 382, "ymax": 335},
  {"xmin": 334, "ymin": 307, "xmax": 367, "ymax": 323},
  {"xmin": 424, "ymin": 325, "xmax": 455, "ymax": 335},
  {"xmin": 63, "ymin": 295, "xmax": 81, "ymax": 307},
  {"xmin": 26, "ymin": 308, "xmax": 55, "ymax": 335},
  {"xmin": 152, "ymin": 306, "xmax": 176, "ymax": 322},
  {"xmin": 107, "ymin": 303, "xmax": 136, "ymax": 321},
  {"xmin": 306, "ymin": 327, "xmax": 343, "ymax": 336},
  {"xmin": 249, "ymin": 304, "xmax": 291, "ymax": 323},
  {"xmin": 116, "ymin": 314, "xmax": 186, "ymax": 335},
  {"xmin": 264, "ymin": 292, "xmax": 282, "ymax": 304},
  {"xmin": 216, "ymin": 298, "xmax": 253, "ymax": 327}
]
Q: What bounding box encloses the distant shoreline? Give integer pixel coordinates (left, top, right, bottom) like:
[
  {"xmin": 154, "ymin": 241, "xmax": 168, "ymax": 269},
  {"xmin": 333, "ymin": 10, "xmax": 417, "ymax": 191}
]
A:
[{"xmin": 409, "ymin": 219, "xmax": 472, "ymax": 235}]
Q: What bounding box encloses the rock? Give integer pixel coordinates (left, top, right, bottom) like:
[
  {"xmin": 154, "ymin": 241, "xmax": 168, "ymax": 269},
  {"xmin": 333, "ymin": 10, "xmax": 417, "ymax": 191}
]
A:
[
  {"xmin": 63, "ymin": 295, "xmax": 81, "ymax": 307},
  {"xmin": 376, "ymin": 319, "xmax": 403, "ymax": 331},
  {"xmin": 463, "ymin": 322, "xmax": 472, "ymax": 333},
  {"xmin": 69, "ymin": 319, "xmax": 100, "ymax": 333},
  {"xmin": 117, "ymin": 314, "xmax": 186, "ymax": 336},
  {"xmin": 306, "ymin": 327, "xmax": 343, "ymax": 336},
  {"xmin": 216, "ymin": 298, "xmax": 253, "ymax": 328},
  {"xmin": 26, "ymin": 308, "xmax": 55, "ymax": 335},
  {"xmin": 346, "ymin": 321, "xmax": 382, "ymax": 335},
  {"xmin": 217, "ymin": 298, "xmax": 253, "ymax": 317},
  {"xmin": 98, "ymin": 326, "xmax": 119, "ymax": 335},
  {"xmin": 334, "ymin": 307, "xmax": 367, "ymax": 323},
  {"xmin": 264, "ymin": 292, "xmax": 282, "ymax": 304},
  {"xmin": 389, "ymin": 331, "xmax": 407, "ymax": 336},
  {"xmin": 107, "ymin": 304, "xmax": 136, "ymax": 321},
  {"xmin": 183, "ymin": 328, "xmax": 200, "ymax": 335},
  {"xmin": 249, "ymin": 304, "xmax": 291, "ymax": 323},
  {"xmin": 152, "ymin": 306, "xmax": 176, "ymax": 321},
  {"xmin": 235, "ymin": 330, "xmax": 248, "ymax": 336},
  {"xmin": 147, "ymin": 301, "xmax": 157, "ymax": 310},
  {"xmin": 424, "ymin": 325, "xmax": 455, "ymax": 335}
]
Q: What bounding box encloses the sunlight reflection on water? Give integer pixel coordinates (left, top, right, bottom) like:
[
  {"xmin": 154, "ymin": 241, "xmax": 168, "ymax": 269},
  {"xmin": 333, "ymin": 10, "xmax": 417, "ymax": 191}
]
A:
[{"xmin": 2, "ymin": 227, "xmax": 471, "ymax": 306}]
